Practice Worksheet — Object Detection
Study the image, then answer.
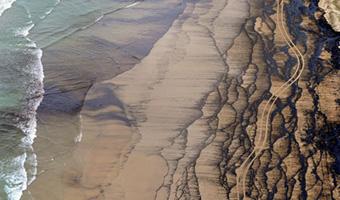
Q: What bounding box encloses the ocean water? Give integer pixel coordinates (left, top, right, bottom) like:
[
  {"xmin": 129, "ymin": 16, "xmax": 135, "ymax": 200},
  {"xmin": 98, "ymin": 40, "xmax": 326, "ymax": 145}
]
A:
[{"xmin": 0, "ymin": 0, "xmax": 136, "ymax": 199}]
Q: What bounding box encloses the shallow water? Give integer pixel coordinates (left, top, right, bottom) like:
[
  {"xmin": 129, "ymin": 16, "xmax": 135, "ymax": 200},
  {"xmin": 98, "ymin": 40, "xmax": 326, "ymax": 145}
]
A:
[{"xmin": 0, "ymin": 0, "xmax": 136, "ymax": 199}]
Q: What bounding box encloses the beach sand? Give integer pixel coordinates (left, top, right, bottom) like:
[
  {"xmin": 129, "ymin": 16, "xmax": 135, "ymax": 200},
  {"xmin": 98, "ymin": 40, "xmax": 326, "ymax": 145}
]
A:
[{"xmin": 22, "ymin": 0, "xmax": 340, "ymax": 199}]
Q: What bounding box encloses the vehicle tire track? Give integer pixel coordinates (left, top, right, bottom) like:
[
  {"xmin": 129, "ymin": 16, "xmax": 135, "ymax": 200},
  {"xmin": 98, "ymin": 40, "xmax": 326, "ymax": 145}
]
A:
[{"xmin": 236, "ymin": 0, "xmax": 306, "ymax": 198}]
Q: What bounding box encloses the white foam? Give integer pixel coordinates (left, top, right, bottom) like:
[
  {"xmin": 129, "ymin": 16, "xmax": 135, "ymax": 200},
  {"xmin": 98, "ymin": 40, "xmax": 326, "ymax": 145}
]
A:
[
  {"xmin": 1, "ymin": 1, "xmax": 46, "ymax": 200},
  {"xmin": 74, "ymin": 115, "xmax": 83, "ymax": 143},
  {"xmin": 9, "ymin": 9, "xmax": 44, "ymax": 200},
  {"xmin": 44, "ymin": 8, "xmax": 53, "ymax": 16},
  {"xmin": 0, "ymin": 0, "xmax": 15, "ymax": 16},
  {"xmin": 13, "ymin": 49, "xmax": 43, "ymax": 199},
  {"xmin": 1, "ymin": 153, "xmax": 28, "ymax": 200},
  {"xmin": 15, "ymin": 23, "xmax": 34, "ymax": 37},
  {"xmin": 38, "ymin": 0, "xmax": 61, "ymax": 20},
  {"xmin": 31, "ymin": 48, "xmax": 44, "ymax": 83},
  {"xmin": 125, "ymin": 1, "xmax": 140, "ymax": 8},
  {"xmin": 80, "ymin": 15, "xmax": 104, "ymax": 30}
]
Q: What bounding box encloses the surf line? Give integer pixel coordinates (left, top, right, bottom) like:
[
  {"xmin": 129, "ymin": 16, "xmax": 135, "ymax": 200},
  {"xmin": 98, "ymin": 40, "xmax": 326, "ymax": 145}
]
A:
[{"xmin": 235, "ymin": 0, "xmax": 305, "ymax": 199}]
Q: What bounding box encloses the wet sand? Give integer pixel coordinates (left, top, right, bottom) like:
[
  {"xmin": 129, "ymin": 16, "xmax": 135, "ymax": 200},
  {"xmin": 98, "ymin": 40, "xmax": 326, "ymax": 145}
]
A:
[
  {"xmin": 22, "ymin": 0, "xmax": 187, "ymax": 199},
  {"xmin": 23, "ymin": 0, "xmax": 340, "ymax": 199}
]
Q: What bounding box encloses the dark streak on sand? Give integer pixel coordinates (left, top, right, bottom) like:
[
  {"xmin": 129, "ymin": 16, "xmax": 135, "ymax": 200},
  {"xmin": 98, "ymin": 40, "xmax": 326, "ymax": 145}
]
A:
[{"xmin": 23, "ymin": 0, "xmax": 339, "ymax": 199}]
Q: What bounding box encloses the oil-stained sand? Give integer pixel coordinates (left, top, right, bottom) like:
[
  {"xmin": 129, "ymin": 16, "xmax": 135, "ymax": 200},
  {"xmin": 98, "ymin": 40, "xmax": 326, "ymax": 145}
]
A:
[{"xmin": 23, "ymin": 0, "xmax": 339, "ymax": 199}]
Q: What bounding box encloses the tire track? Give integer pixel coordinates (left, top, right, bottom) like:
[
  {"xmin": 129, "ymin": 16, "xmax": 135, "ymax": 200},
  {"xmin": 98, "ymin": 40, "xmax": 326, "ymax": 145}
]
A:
[{"xmin": 236, "ymin": 0, "xmax": 305, "ymax": 198}]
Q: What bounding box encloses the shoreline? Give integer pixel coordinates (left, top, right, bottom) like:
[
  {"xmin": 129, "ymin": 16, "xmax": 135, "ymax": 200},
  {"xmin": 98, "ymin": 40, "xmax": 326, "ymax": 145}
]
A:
[
  {"xmin": 22, "ymin": 0, "xmax": 187, "ymax": 199},
  {"xmin": 21, "ymin": 0, "xmax": 340, "ymax": 199},
  {"xmin": 26, "ymin": 0, "xmax": 250, "ymax": 196}
]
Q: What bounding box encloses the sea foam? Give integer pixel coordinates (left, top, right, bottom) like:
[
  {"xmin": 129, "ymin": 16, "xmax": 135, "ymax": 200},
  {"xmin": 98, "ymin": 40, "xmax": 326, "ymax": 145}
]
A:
[
  {"xmin": 0, "ymin": 4, "xmax": 44, "ymax": 199},
  {"xmin": 0, "ymin": 0, "xmax": 15, "ymax": 16}
]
